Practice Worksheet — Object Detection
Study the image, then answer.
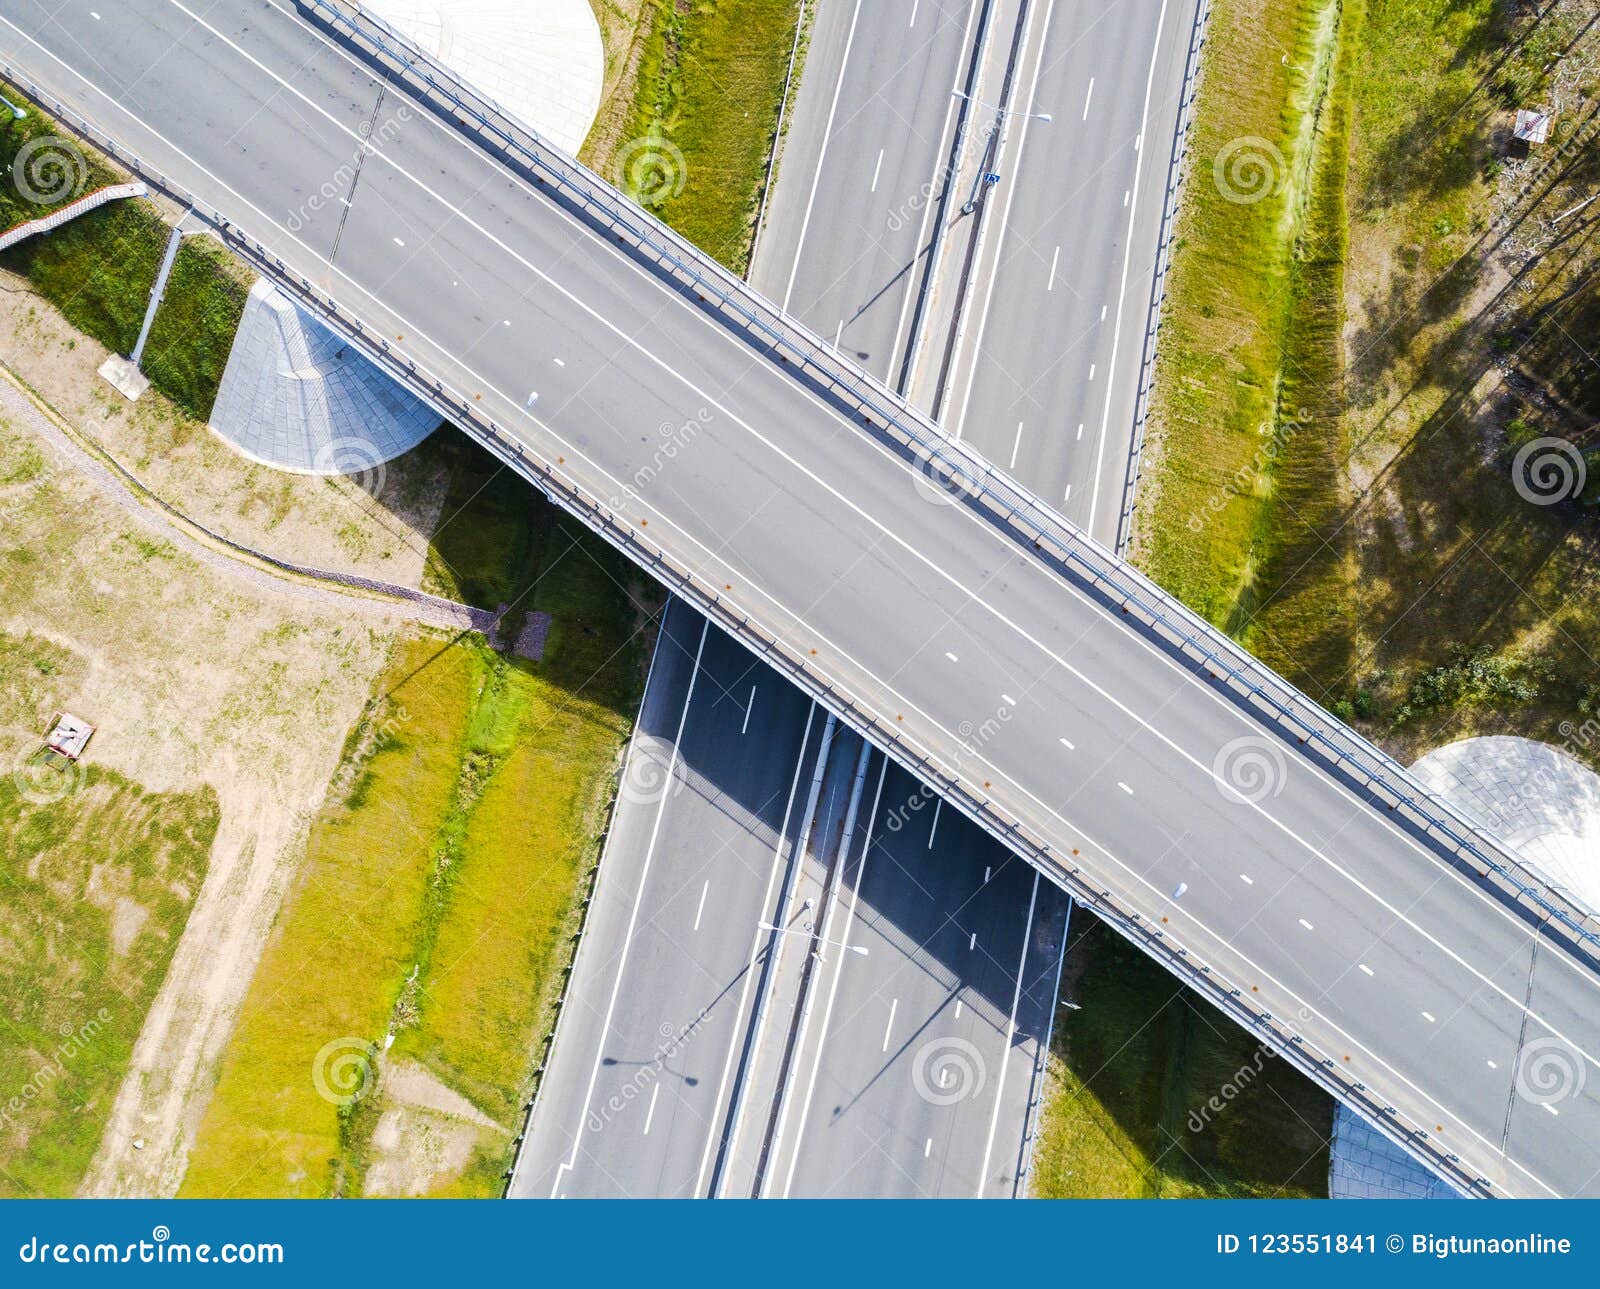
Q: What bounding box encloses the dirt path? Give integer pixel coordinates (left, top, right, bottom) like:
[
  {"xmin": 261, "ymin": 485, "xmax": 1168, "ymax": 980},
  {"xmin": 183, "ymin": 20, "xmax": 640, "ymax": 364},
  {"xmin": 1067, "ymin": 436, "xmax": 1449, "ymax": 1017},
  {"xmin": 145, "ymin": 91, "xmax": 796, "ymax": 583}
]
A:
[{"xmin": 0, "ymin": 371, "xmax": 494, "ymax": 636}]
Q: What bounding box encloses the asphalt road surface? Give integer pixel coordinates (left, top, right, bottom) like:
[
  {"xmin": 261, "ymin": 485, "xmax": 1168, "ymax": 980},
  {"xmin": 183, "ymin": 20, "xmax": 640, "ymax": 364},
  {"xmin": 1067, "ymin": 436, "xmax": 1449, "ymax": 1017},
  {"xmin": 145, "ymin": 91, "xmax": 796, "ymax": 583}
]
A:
[
  {"xmin": 514, "ymin": 604, "xmax": 825, "ymax": 1197},
  {"xmin": 8, "ymin": 0, "xmax": 1598, "ymax": 1197},
  {"xmin": 939, "ymin": 0, "xmax": 1198, "ymax": 546},
  {"xmin": 751, "ymin": 0, "xmax": 979, "ymax": 390}
]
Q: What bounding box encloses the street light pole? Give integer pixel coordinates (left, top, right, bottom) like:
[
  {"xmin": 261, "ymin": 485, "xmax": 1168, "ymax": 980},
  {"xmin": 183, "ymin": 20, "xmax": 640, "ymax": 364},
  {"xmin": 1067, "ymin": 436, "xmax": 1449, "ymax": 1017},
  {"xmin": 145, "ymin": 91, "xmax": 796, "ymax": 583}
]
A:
[
  {"xmin": 757, "ymin": 920, "xmax": 869, "ymax": 959},
  {"xmin": 0, "ymin": 94, "xmax": 26, "ymax": 121},
  {"xmin": 951, "ymin": 89, "xmax": 1052, "ymax": 215}
]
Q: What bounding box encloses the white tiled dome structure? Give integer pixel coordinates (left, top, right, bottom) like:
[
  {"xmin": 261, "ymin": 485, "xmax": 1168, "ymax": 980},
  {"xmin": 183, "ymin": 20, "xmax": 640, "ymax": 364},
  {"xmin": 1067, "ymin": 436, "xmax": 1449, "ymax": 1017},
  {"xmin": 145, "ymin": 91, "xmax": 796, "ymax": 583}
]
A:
[
  {"xmin": 1408, "ymin": 735, "xmax": 1600, "ymax": 913},
  {"xmin": 209, "ymin": 1, "xmax": 605, "ymax": 474},
  {"xmin": 1329, "ymin": 734, "xmax": 1600, "ymax": 1199},
  {"xmin": 364, "ymin": 0, "xmax": 604, "ymax": 156},
  {"xmin": 209, "ymin": 280, "xmax": 440, "ymax": 474}
]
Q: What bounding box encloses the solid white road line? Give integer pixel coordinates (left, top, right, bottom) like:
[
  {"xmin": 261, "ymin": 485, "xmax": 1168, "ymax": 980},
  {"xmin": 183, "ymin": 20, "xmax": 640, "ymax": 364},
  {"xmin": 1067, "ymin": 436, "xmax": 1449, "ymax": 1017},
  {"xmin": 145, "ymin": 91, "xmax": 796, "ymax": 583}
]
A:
[
  {"xmin": 889, "ymin": 0, "xmax": 983, "ymax": 384},
  {"xmin": 1084, "ymin": 0, "xmax": 1170, "ymax": 538},
  {"xmin": 781, "ymin": 757, "xmax": 888, "ymax": 1196},
  {"xmin": 62, "ymin": 4, "xmax": 1586, "ymax": 1194},
  {"xmin": 695, "ymin": 702, "xmax": 819, "ymax": 1194},
  {"xmin": 780, "ymin": 0, "xmax": 865, "ymax": 313},
  {"xmin": 137, "ymin": 0, "xmax": 1589, "ymax": 1053},
  {"xmin": 947, "ymin": 0, "xmax": 1055, "ymax": 441},
  {"xmin": 976, "ymin": 871, "xmax": 1040, "ymax": 1195},
  {"xmin": 550, "ymin": 616, "xmax": 709, "ymax": 1195}
]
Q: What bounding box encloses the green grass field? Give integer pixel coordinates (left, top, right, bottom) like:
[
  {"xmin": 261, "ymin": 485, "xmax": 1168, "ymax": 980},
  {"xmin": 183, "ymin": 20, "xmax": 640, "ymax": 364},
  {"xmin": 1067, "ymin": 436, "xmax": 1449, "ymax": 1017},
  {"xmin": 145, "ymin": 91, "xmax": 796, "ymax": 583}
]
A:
[
  {"xmin": 613, "ymin": 0, "xmax": 806, "ymax": 273},
  {"xmin": 139, "ymin": 236, "xmax": 252, "ymax": 420},
  {"xmin": 1, "ymin": 98, "xmax": 250, "ymax": 418},
  {"xmin": 1138, "ymin": 0, "xmax": 1600, "ymax": 753},
  {"xmin": 182, "ymin": 434, "xmax": 651, "ymax": 1197},
  {"xmin": 1030, "ymin": 919, "xmax": 1331, "ymax": 1198},
  {"xmin": 0, "ymin": 634, "xmax": 216, "ymax": 1198},
  {"xmin": 1134, "ymin": 0, "xmax": 1355, "ymax": 692}
]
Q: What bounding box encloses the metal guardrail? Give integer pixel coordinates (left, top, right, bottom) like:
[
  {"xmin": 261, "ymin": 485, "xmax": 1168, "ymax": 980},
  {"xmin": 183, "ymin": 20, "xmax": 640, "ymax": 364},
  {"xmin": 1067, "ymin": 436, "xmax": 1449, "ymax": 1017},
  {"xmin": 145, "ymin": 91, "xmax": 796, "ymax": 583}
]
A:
[
  {"xmin": 0, "ymin": 179, "xmax": 144, "ymax": 250},
  {"xmin": 296, "ymin": 0, "xmax": 1599, "ymax": 961},
  {"xmin": 1, "ymin": 12, "xmax": 1573, "ymax": 1194}
]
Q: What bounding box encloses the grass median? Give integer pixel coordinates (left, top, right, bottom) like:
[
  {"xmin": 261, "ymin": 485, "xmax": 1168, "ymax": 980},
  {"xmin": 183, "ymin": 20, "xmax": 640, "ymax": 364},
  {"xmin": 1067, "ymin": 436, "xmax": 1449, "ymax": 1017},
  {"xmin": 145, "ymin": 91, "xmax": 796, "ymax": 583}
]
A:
[{"xmin": 601, "ymin": 0, "xmax": 808, "ymax": 274}]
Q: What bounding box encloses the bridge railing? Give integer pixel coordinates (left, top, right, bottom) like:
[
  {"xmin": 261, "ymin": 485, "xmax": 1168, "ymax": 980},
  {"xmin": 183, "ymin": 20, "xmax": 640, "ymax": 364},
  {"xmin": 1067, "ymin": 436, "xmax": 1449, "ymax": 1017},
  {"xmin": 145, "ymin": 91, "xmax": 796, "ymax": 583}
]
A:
[
  {"xmin": 0, "ymin": 30, "xmax": 1542, "ymax": 1196},
  {"xmin": 302, "ymin": 0, "xmax": 1600, "ymax": 961}
]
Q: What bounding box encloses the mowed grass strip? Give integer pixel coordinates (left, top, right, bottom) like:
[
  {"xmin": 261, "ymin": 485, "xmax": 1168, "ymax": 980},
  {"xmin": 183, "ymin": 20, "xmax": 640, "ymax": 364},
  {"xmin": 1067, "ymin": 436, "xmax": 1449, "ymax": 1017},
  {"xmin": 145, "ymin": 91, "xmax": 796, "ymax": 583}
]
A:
[
  {"xmin": 1135, "ymin": 0, "xmax": 1353, "ymax": 687},
  {"xmin": 139, "ymin": 236, "xmax": 253, "ymax": 421},
  {"xmin": 377, "ymin": 517, "xmax": 644, "ymax": 1196},
  {"xmin": 1030, "ymin": 920, "xmax": 1331, "ymax": 1199},
  {"xmin": 179, "ymin": 635, "xmax": 477, "ymax": 1198},
  {"xmin": 0, "ymin": 627, "xmax": 216, "ymax": 1197},
  {"xmin": 616, "ymin": 0, "xmax": 805, "ymax": 272}
]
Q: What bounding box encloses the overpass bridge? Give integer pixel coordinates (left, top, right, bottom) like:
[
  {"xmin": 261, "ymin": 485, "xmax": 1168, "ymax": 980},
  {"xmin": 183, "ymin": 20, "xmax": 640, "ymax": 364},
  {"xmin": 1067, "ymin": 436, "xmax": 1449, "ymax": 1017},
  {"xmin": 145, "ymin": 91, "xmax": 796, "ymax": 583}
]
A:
[{"xmin": 5, "ymin": 0, "xmax": 1598, "ymax": 1198}]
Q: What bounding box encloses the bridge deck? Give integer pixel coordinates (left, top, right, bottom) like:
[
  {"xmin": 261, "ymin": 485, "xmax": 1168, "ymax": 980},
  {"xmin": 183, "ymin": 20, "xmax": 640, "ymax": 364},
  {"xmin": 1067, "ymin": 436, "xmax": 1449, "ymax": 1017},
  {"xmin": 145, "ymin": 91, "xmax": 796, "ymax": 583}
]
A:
[{"xmin": 5, "ymin": 0, "xmax": 1598, "ymax": 1197}]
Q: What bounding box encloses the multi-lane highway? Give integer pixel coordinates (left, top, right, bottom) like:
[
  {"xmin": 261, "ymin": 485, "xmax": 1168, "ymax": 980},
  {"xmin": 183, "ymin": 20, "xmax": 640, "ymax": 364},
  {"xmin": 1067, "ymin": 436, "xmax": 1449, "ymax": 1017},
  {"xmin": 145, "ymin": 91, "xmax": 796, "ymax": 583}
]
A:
[
  {"xmin": 935, "ymin": 0, "xmax": 1194, "ymax": 545},
  {"xmin": 515, "ymin": 600, "xmax": 1062, "ymax": 1197},
  {"xmin": 752, "ymin": 0, "xmax": 979, "ymax": 390},
  {"xmin": 8, "ymin": 0, "xmax": 1598, "ymax": 1197},
  {"xmin": 524, "ymin": 0, "xmax": 1073, "ymax": 1195}
]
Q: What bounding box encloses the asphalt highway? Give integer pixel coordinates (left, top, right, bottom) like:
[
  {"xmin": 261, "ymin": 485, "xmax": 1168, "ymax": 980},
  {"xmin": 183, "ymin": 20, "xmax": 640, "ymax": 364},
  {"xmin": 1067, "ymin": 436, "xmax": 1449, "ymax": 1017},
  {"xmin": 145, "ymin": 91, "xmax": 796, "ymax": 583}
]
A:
[
  {"xmin": 938, "ymin": 0, "xmax": 1197, "ymax": 546},
  {"xmin": 514, "ymin": 604, "xmax": 825, "ymax": 1197},
  {"xmin": 751, "ymin": 0, "xmax": 979, "ymax": 391},
  {"xmin": 8, "ymin": 0, "xmax": 1598, "ymax": 1197}
]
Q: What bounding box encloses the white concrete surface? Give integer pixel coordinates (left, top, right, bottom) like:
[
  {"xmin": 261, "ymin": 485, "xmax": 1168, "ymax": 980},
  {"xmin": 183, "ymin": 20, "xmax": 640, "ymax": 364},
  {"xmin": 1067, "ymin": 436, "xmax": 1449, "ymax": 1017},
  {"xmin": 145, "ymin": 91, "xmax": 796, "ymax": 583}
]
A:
[
  {"xmin": 1410, "ymin": 735, "xmax": 1600, "ymax": 915},
  {"xmin": 364, "ymin": 0, "xmax": 604, "ymax": 156},
  {"xmin": 208, "ymin": 279, "xmax": 438, "ymax": 473}
]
